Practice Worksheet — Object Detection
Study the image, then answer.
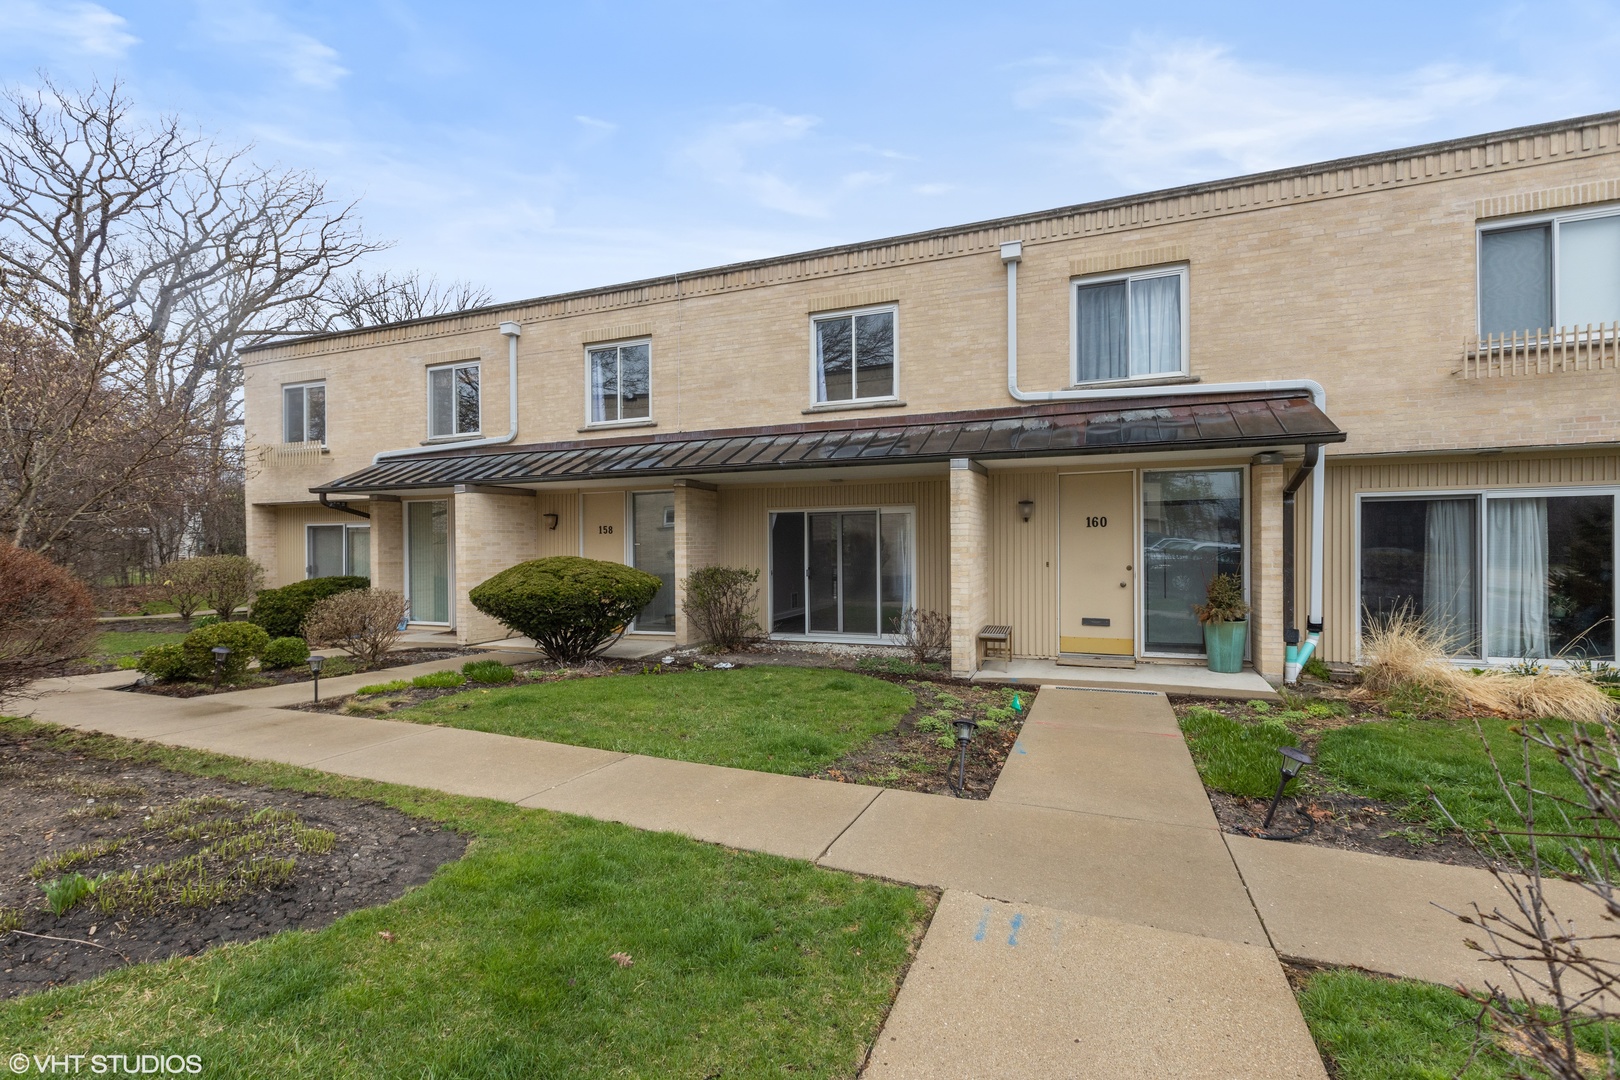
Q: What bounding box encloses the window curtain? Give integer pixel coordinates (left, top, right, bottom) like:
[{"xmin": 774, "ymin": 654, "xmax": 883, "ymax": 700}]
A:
[
  {"xmin": 1487, "ymin": 498, "xmax": 1550, "ymax": 659},
  {"xmin": 1075, "ymin": 282, "xmax": 1127, "ymax": 381},
  {"xmin": 1558, "ymin": 215, "xmax": 1620, "ymax": 328},
  {"xmin": 1130, "ymin": 274, "xmax": 1182, "ymax": 375},
  {"xmin": 589, "ymin": 349, "xmax": 615, "ymax": 422},
  {"xmin": 1422, "ymin": 500, "xmax": 1476, "ymax": 654}
]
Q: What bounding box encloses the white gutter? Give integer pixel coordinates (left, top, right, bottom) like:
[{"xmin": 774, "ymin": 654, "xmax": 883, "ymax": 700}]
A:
[
  {"xmin": 999, "ymin": 240, "xmax": 1326, "ymax": 680},
  {"xmin": 374, "ymin": 320, "xmax": 523, "ymax": 463}
]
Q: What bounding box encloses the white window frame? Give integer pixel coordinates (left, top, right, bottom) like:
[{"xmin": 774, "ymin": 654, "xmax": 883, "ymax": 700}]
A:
[
  {"xmin": 426, "ymin": 361, "xmax": 481, "ymax": 440},
  {"xmin": 304, "ymin": 523, "xmax": 369, "ymax": 578},
  {"xmin": 1476, "ymin": 205, "xmax": 1620, "ymax": 337},
  {"xmin": 808, "ymin": 304, "xmax": 900, "ymax": 406},
  {"xmin": 583, "ymin": 338, "xmax": 653, "ymax": 428},
  {"xmin": 282, "ymin": 381, "xmax": 326, "ymax": 445},
  {"xmin": 1068, "ymin": 265, "xmax": 1191, "ymax": 387},
  {"xmin": 1352, "ymin": 485, "xmax": 1620, "ymax": 666},
  {"xmin": 764, "ymin": 504, "xmax": 916, "ymax": 644}
]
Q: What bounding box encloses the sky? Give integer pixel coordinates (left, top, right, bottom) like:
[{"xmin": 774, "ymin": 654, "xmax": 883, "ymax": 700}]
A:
[{"xmin": 2, "ymin": 0, "xmax": 1618, "ymax": 304}]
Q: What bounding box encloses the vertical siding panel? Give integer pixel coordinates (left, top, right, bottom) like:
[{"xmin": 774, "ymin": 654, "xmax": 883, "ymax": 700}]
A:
[
  {"xmin": 987, "ymin": 468, "xmax": 1059, "ymax": 658},
  {"xmin": 274, "ymin": 506, "xmax": 363, "ymax": 585}
]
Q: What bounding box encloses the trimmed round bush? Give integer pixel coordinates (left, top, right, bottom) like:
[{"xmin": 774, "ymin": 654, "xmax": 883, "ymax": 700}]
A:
[
  {"xmin": 261, "ymin": 636, "xmax": 312, "ymax": 670},
  {"xmin": 136, "ymin": 642, "xmax": 194, "ymax": 682},
  {"xmin": 181, "ymin": 621, "xmax": 271, "ymax": 682},
  {"xmin": 249, "ymin": 576, "xmax": 371, "ymax": 639},
  {"xmin": 469, "ymin": 556, "xmax": 662, "ymax": 664}
]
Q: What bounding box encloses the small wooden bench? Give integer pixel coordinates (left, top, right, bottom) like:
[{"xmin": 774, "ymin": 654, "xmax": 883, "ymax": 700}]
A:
[{"xmin": 977, "ymin": 624, "xmax": 1012, "ymax": 669}]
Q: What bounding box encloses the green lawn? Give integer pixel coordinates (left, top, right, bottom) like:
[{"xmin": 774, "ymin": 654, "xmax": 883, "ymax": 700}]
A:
[
  {"xmin": 1297, "ymin": 968, "xmax": 1615, "ymax": 1079},
  {"xmin": 0, "ymin": 717, "xmax": 933, "ymax": 1079},
  {"xmin": 394, "ymin": 665, "xmax": 915, "ymax": 775},
  {"xmin": 87, "ymin": 629, "xmax": 189, "ymax": 659}
]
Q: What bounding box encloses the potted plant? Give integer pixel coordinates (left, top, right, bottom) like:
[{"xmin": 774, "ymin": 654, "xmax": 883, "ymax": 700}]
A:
[{"xmin": 1195, "ymin": 572, "xmax": 1249, "ymax": 674}]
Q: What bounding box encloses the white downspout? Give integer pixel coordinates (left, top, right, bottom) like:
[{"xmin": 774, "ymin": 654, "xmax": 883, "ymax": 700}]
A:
[
  {"xmin": 374, "ymin": 320, "xmax": 523, "ymax": 463},
  {"xmin": 999, "ymin": 240, "xmax": 1326, "ymax": 679}
]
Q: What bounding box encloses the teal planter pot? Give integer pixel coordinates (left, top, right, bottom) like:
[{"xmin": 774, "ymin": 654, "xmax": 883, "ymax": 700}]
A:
[{"xmin": 1203, "ymin": 620, "xmax": 1248, "ymax": 674}]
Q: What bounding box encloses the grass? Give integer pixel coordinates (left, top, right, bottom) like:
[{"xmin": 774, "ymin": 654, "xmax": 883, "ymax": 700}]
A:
[
  {"xmin": 1297, "ymin": 968, "xmax": 1617, "ymax": 1078},
  {"xmin": 87, "ymin": 629, "xmax": 188, "ymax": 660},
  {"xmin": 0, "ymin": 715, "xmax": 933, "ymax": 1078},
  {"xmin": 1179, "ymin": 706, "xmax": 1303, "ymax": 798},
  {"xmin": 395, "ymin": 665, "xmax": 914, "ymax": 776}
]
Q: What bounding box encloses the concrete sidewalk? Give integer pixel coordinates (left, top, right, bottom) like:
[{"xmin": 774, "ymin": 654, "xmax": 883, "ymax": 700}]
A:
[{"xmin": 15, "ymin": 666, "xmax": 1569, "ymax": 1076}]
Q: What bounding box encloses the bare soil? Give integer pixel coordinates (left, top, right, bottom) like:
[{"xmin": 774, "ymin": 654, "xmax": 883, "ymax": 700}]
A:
[{"xmin": 0, "ymin": 729, "xmax": 467, "ymax": 999}]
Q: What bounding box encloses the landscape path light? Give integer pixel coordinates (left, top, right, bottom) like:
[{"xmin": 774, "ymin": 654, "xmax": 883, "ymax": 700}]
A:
[
  {"xmin": 1262, "ymin": 746, "xmax": 1313, "ymax": 830},
  {"xmin": 952, "ymin": 716, "xmax": 979, "ymax": 795},
  {"xmin": 210, "ymin": 646, "xmax": 231, "ymax": 688},
  {"xmin": 308, "ymin": 653, "xmax": 325, "ymax": 703}
]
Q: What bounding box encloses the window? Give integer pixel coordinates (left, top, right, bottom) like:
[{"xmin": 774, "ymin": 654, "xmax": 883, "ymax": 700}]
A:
[
  {"xmin": 769, "ymin": 508, "xmax": 912, "ymax": 637},
  {"xmin": 813, "ymin": 307, "xmax": 896, "ymax": 404},
  {"xmin": 1479, "ymin": 211, "xmax": 1620, "ymax": 336},
  {"xmin": 1073, "ymin": 267, "xmax": 1187, "ymax": 384},
  {"xmin": 587, "ymin": 341, "xmax": 651, "ymax": 424},
  {"xmin": 1359, "ymin": 492, "xmax": 1616, "ymax": 662},
  {"xmin": 306, "ymin": 524, "xmax": 370, "ymax": 579},
  {"xmin": 282, "ymin": 382, "xmax": 325, "ymax": 444},
  {"xmin": 427, "ymin": 362, "xmax": 479, "ymax": 439}
]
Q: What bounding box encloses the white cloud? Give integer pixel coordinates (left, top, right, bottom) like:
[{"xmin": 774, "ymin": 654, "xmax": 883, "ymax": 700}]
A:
[
  {"xmin": 195, "ymin": 1, "xmax": 347, "ymax": 90},
  {"xmin": 575, "ymin": 114, "xmax": 617, "ymax": 134},
  {"xmin": 912, "ymin": 182, "xmax": 953, "ymax": 196},
  {"xmin": 0, "ymin": 0, "xmax": 137, "ymax": 57},
  {"xmin": 676, "ymin": 106, "xmax": 828, "ymax": 218},
  {"xmin": 1019, "ymin": 40, "xmax": 1517, "ymax": 188}
]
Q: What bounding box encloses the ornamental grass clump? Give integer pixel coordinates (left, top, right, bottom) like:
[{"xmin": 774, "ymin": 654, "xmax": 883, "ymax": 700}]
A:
[{"xmin": 469, "ymin": 557, "xmax": 662, "ymax": 664}]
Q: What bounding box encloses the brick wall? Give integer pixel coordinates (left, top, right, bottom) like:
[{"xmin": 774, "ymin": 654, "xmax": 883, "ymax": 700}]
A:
[
  {"xmin": 673, "ymin": 480, "xmax": 719, "ymax": 644},
  {"xmin": 452, "ymin": 489, "xmax": 540, "ymax": 644},
  {"xmin": 949, "ymin": 462, "xmax": 990, "ymax": 676},
  {"xmin": 1248, "ymin": 463, "xmax": 1286, "ymax": 683}
]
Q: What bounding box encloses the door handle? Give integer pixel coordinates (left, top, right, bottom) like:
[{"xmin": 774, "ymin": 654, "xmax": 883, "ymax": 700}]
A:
[{"xmin": 1119, "ymin": 582, "xmax": 1128, "ymax": 588}]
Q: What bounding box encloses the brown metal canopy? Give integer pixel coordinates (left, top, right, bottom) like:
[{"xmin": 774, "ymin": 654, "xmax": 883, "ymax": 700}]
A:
[{"xmin": 312, "ymin": 390, "xmax": 1343, "ymax": 495}]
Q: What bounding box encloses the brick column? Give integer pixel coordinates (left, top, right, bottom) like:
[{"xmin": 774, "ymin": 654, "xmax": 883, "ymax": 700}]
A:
[
  {"xmin": 673, "ymin": 480, "xmax": 719, "ymax": 645},
  {"xmin": 452, "ymin": 486, "xmax": 539, "ymax": 644},
  {"xmin": 368, "ymin": 497, "xmax": 403, "ymax": 593},
  {"xmin": 949, "ymin": 459, "xmax": 989, "ymax": 678},
  {"xmin": 1249, "ymin": 461, "xmax": 1286, "ymax": 685},
  {"xmin": 246, "ymin": 504, "xmax": 280, "ymax": 586}
]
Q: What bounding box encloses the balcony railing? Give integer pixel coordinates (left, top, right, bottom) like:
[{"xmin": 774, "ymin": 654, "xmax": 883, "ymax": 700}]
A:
[{"xmin": 1461, "ymin": 324, "xmax": 1620, "ymax": 379}]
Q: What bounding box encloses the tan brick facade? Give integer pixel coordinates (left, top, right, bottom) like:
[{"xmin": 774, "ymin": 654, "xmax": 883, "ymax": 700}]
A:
[
  {"xmin": 451, "ymin": 488, "xmax": 540, "ymax": 644},
  {"xmin": 949, "ymin": 461, "xmax": 990, "ymax": 677},
  {"xmin": 672, "ymin": 480, "xmax": 719, "ymax": 645},
  {"xmin": 1248, "ymin": 463, "xmax": 1286, "ymax": 681}
]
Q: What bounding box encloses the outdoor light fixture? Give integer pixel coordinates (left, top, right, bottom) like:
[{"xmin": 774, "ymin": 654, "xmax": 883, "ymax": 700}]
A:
[
  {"xmin": 543, "ymin": 512, "xmax": 559, "ymax": 530},
  {"xmin": 210, "ymin": 646, "xmax": 231, "ymax": 688},
  {"xmin": 1017, "ymin": 499, "xmax": 1035, "ymax": 522},
  {"xmin": 952, "ymin": 716, "xmax": 980, "ymax": 795},
  {"xmin": 1262, "ymin": 746, "xmax": 1313, "ymax": 830},
  {"xmin": 308, "ymin": 653, "xmax": 325, "ymax": 703}
]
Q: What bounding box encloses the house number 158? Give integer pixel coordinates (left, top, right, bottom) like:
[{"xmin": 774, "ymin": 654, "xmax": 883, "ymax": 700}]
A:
[
  {"xmin": 1085, "ymin": 516, "xmax": 1108, "ymax": 528},
  {"xmin": 598, "ymin": 525, "xmax": 614, "ymax": 534}
]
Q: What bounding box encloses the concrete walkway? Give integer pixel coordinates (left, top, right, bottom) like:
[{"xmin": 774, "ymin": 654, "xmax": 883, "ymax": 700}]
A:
[{"xmin": 16, "ymin": 667, "xmax": 1595, "ymax": 1077}]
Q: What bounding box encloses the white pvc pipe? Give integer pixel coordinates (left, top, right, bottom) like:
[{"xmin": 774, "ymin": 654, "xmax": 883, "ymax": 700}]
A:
[
  {"xmin": 999, "ymin": 240, "xmax": 1327, "ymax": 648},
  {"xmin": 374, "ymin": 320, "xmax": 523, "ymax": 463}
]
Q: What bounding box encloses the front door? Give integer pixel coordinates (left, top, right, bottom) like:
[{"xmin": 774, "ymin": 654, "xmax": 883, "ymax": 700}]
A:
[
  {"xmin": 581, "ymin": 492, "xmax": 626, "ymax": 563},
  {"xmin": 1058, "ymin": 472, "xmax": 1135, "ymax": 656}
]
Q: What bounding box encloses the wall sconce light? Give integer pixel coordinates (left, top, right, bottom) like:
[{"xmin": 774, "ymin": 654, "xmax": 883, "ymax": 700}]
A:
[
  {"xmin": 1017, "ymin": 500, "xmax": 1035, "ymax": 522},
  {"xmin": 543, "ymin": 513, "xmax": 559, "ymax": 530}
]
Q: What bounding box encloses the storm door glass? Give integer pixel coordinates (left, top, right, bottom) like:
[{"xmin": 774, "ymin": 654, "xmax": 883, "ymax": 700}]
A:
[
  {"xmin": 1141, "ymin": 470, "xmax": 1243, "ymax": 655},
  {"xmin": 346, "ymin": 526, "xmax": 371, "ymax": 580},
  {"xmin": 630, "ymin": 491, "xmax": 675, "ymax": 632},
  {"xmin": 406, "ymin": 501, "xmax": 450, "ymax": 624}
]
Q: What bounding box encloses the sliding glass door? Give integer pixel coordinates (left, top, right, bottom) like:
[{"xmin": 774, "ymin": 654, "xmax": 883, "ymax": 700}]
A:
[
  {"xmin": 1360, "ymin": 498, "xmax": 1480, "ymax": 656},
  {"xmin": 770, "ymin": 509, "xmax": 912, "ymax": 637},
  {"xmin": 405, "ymin": 500, "xmax": 450, "ymax": 624}
]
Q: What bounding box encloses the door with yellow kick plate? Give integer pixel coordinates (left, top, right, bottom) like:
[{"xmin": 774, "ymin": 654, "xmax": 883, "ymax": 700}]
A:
[{"xmin": 1058, "ymin": 472, "xmax": 1135, "ymax": 657}]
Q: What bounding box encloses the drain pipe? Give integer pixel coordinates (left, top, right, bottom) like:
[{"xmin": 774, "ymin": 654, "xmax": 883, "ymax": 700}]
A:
[
  {"xmin": 373, "ymin": 320, "xmax": 523, "ymax": 463},
  {"xmin": 1000, "ymin": 240, "xmax": 1328, "ymax": 677}
]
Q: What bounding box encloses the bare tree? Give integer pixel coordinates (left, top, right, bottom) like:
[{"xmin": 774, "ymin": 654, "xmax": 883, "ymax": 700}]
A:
[{"xmin": 314, "ymin": 269, "xmax": 493, "ymax": 330}]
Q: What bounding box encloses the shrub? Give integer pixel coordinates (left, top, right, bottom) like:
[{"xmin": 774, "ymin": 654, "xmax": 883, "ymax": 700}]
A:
[
  {"xmin": 136, "ymin": 642, "xmax": 194, "ymax": 682},
  {"xmin": 190, "ymin": 555, "xmax": 264, "ymax": 622},
  {"xmin": 249, "ymin": 576, "xmax": 371, "ymax": 639},
  {"xmin": 412, "ymin": 671, "xmax": 465, "ymax": 689},
  {"xmin": 680, "ymin": 566, "xmax": 761, "ymax": 651},
  {"xmin": 302, "ymin": 589, "xmax": 407, "ymax": 666},
  {"xmin": 181, "ymin": 622, "xmax": 271, "ymax": 682},
  {"xmin": 1194, "ymin": 572, "xmax": 1248, "ymax": 624},
  {"xmin": 463, "ymin": 658, "xmax": 515, "ymax": 684},
  {"xmin": 890, "ymin": 608, "xmax": 951, "ymax": 665},
  {"xmin": 0, "ymin": 543, "xmax": 97, "ymax": 703},
  {"xmin": 469, "ymin": 557, "xmax": 662, "ymax": 664},
  {"xmin": 260, "ymin": 637, "xmax": 311, "ymax": 670},
  {"xmin": 155, "ymin": 558, "xmax": 211, "ymax": 625},
  {"xmin": 356, "ymin": 679, "xmax": 410, "ymax": 696}
]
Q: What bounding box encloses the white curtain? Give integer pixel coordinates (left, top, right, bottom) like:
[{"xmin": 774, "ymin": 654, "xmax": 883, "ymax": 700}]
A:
[
  {"xmin": 1423, "ymin": 500, "xmax": 1476, "ymax": 654},
  {"xmin": 1487, "ymin": 498, "xmax": 1549, "ymax": 659},
  {"xmin": 1130, "ymin": 274, "xmax": 1182, "ymax": 375},
  {"xmin": 1076, "ymin": 281, "xmax": 1128, "ymax": 381}
]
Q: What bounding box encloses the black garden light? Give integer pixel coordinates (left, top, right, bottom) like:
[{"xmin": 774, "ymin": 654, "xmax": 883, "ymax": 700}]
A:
[
  {"xmin": 952, "ymin": 716, "xmax": 979, "ymax": 795},
  {"xmin": 1262, "ymin": 746, "xmax": 1313, "ymax": 830},
  {"xmin": 308, "ymin": 653, "xmax": 325, "ymax": 703},
  {"xmin": 210, "ymin": 646, "xmax": 231, "ymax": 687}
]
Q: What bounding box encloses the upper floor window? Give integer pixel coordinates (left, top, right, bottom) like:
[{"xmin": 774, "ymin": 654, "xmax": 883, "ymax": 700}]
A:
[
  {"xmin": 588, "ymin": 340, "xmax": 651, "ymax": 424},
  {"xmin": 1480, "ymin": 210, "xmax": 1620, "ymax": 336},
  {"xmin": 282, "ymin": 382, "xmax": 325, "ymax": 444},
  {"xmin": 813, "ymin": 306, "xmax": 896, "ymax": 404},
  {"xmin": 1073, "ymin": 267, "xmax": 1187, "ymax": 384},
  {"xmin": 428, "ymin": 361, "xmax": 479, "ymax": 439}
]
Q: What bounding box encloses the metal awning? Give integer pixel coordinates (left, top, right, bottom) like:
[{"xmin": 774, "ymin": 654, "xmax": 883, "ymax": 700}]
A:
[{"xmin": 313, "ymin": 390, "xmax": 1344, "ymax": 495}]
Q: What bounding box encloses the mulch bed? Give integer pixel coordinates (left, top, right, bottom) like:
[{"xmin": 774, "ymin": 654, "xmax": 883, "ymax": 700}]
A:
[
  {"xmin": 123, "ymin": 648, "xmax": 488, "ymax": 697},
  {"xmin": 0, "ymin": 729, "xmax": 468, "ymax": 999}
]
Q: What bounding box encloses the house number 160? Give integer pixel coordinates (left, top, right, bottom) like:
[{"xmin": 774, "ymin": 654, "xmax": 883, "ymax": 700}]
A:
[{"xmin": 1085, "ymin": 516, "xmax": 1108, "ymax": 528}]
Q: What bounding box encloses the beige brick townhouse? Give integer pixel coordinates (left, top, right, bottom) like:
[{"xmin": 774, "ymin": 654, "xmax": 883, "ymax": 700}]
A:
[{"xmin": 242, "ymin": 112, "xmax": 1620, "ymax": 684}]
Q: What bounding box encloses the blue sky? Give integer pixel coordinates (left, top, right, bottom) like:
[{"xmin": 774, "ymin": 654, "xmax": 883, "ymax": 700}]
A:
[{"xmin": 2, "ymin": 0, "xmax": 1618, "ymax": 302}]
